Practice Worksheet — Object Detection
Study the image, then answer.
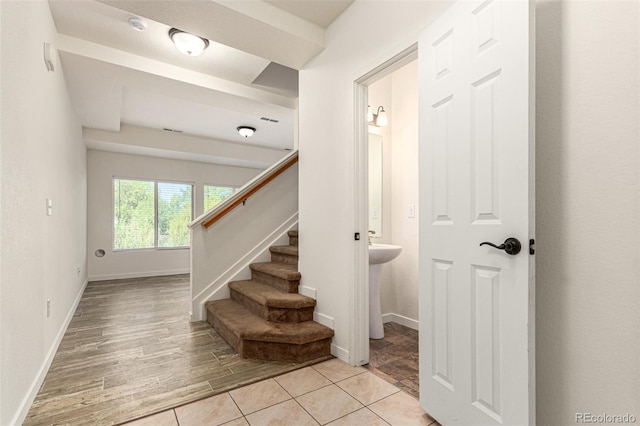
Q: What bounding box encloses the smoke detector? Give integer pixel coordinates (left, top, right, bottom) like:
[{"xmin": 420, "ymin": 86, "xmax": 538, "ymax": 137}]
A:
[{"xmin": 128, "ymin": 17, "xmax": 148, "ymax": 32}]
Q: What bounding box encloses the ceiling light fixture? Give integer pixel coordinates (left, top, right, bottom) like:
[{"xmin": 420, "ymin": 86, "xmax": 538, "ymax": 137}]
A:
[
  {"xmin": 128, "ymin": 16, "xmax": 148, "ymax": 32},
  {"xmin": 368, "ymin": 105, "xmax": 388, "ymax": 127},
  {"xmin": 168, "ymin": 28, "xmax": 209, "ymax": 56},
  {"xmin": 237, "ymin": 126, "xmax": 256, "ymax": 138}
]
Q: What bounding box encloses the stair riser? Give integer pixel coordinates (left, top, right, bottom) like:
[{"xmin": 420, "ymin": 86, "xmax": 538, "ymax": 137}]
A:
[
  {"xmin": 230, "ymin": 289, "xmax": 313, "ymax": 323},
  {"xmin": 208, "ymin": 307, "xmax": 332, "ymax": 363},
  {"xmin": 207, "ymin": 309, "xmax": 241, "ymax": 350},
  {"xmin": 241, "ymin": 338, "xmax": 332, "ymax": 363},
  {"xmin": 251, "ymin": 270, "xmax": 299, "ymax": 293},
  {"xmin": 271, "ymin": 253, "xmax": 298, "ymax": 266},
  {"xmin": 289, "ymin": 236, "xmax": 298, "ymax": 246}
]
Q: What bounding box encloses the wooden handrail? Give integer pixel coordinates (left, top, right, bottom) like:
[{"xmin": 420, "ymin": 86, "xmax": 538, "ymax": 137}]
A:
[{"xmin": 200, "ymin": 151, "xmax": 298, "ymax": 228}]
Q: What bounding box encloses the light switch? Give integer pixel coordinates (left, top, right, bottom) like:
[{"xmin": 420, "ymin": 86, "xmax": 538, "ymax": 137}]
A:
[
  {"xmin": 46, "ymin": 198, "xmax": 52, "ymax": 216},
  {"xmin": 408, "ymin": 204, "xmax": 415, "ymax": 218}
]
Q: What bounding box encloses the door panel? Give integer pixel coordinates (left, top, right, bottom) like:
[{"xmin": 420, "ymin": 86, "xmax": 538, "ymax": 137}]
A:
[{"xmin": 418, "ymin": 1, "xmax": 535, "ymax": 425}]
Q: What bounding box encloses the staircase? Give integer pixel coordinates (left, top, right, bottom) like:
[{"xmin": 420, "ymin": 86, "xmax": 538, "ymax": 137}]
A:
[{"xmin": 205, "ymin": 231, "xmax": 334, "ymax": 362}]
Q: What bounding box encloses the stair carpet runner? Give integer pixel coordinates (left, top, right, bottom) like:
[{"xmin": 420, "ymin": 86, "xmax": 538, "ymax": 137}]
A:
[{"xmin": 206, "ymin": 231, "xmax": 334, "ymax": 362}]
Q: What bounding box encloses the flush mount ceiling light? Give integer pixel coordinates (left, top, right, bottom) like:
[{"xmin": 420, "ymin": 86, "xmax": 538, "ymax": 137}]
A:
[
  {"xmin": 368, "ymin": 105, "xmax": 388, "ymax": 127},
  {"xmin": 128, "ymin": 16, "xmax": 148, "ymax": 32},
  {"xmin": 168, "ymin": 28, "xmax": 209, "ymax": 56},
  {"xmin": 237, "ymin": 126, "xmax": 256, "ymax": 138}
]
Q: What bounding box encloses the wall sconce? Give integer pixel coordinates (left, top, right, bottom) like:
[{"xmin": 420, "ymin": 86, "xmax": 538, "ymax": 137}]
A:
[
  {"xmin": 169, "ymin": 28, "xmax": 209, "ymax": 56},
  {"xmin": 237, "ymin": 126, "xmax": 256, "ymax": 138},
  {"xmin": 43, "ymin": 42, "xmax": 55, "ymax": 72},
  {"xmin": 368, "ymin": 105, "xmax": 388, "ymax": 127}
]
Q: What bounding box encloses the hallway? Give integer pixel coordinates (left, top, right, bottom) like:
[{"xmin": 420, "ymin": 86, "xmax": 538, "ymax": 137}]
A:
[{"xmin": 25, "ymin": 275, "xmax": 322, "ymax": 425}]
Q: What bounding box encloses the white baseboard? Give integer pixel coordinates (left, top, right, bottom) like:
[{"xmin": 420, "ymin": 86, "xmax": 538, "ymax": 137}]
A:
[
  {"xmin": 88, "ymin": 269, "xmax": 189, "ymax": 282},
  {"xmin": 381, "ymin": 312, "xmax": 419, "ymax": 330},
  {"xmin": 11, "ymin": 277, "xmax": 88, "ymax": 426},
  {"xmin": 313, "ymin": 311, "xmax": 334, "ymax": 329},
  {"xmin": 298, "ymin": 285, "xmax": 316, "ymax": 299},
  {"xmin": 331, "ymin": 344, "xmax": 349, "ymax": 362}
]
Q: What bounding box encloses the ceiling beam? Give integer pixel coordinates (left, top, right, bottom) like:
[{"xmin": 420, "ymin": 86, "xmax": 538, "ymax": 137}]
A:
[
  {"xmin": 97, "ymin": 0, "xmax": 325, "ymax": 69},
  {"xmin": 56, "ymin": 34, "xmax": 295, "ymax": 109},
  {"xmin": 84, "ymin": 124, "xmax": 287, "ymax": 169}
]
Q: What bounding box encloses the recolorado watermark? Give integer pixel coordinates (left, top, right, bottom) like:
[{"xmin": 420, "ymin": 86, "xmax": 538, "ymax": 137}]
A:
[{"xmin": 576, "ymin": 413, "xmax": 637, "ymax": 423}]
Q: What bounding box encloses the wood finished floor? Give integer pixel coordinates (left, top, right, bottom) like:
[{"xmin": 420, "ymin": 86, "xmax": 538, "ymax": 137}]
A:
[
  {"xmin": 25, "ymin": 275, "xmax": 324, "ymax": 426},
  {"xmin": 367, "ymin": 322, "xmax": 420, "ymax": 399}
]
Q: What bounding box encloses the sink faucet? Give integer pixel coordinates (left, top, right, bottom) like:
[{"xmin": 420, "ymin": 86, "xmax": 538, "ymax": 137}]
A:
[{"xmin": 368, "ymin": 230, "xmax": 376, "ymax": 245}]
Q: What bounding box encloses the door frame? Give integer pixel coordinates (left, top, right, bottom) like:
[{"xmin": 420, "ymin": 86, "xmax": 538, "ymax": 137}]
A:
[{"xmin": 351, "ymin": 44, "xmax": 419, "ymax": 366}]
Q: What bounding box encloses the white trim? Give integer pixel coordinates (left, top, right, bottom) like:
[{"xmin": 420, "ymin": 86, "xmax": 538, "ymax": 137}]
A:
[
  {"xmin": 381, "ymin": 313, "xmax": 419, "ymax": 331},
  {"xmin": 331, "ymin": 344, "xmax": 349, "ymax": 363},
  {"xmin": 313, "ymin": 312, "xmax": 334, "ymax": 329},
  {"xmin": 88, "ymin": 269, "xmax": 189, "ymax": 282},
  {"xmin": 298, "ymin": 285, "xmax": 316, "ymax": 299},
  {"xmin": 191, "ymin": 214, "xmax": 298, "ymax": 321},
  {"xmin": 11, "ymin": 278, "xmax": 89, "ymax": 426},
  {"xmin": 352, "ymin": 81, "xmax": 369, "ymax": 367}
]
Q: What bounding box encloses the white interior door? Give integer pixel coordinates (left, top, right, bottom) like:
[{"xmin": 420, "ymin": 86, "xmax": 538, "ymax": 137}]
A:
[{"xmin": 418, "ymin": 1, "xmax": 535, "ymax": 425}]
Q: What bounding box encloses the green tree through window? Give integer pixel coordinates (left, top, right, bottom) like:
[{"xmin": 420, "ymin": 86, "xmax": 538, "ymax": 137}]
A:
[
  {"xmin": 204, "ymin": 185, "xmax": 236, "ymax": 211},
  {"xmin": 114, "ymin": 179, "xmax": 154, "ymax": 250},
  {"xmin": 114, "ymin": 178, "xmax": 193, "ymax": 250},
  {"xmin": 159, "ymin": 182, "xmax": 192, "ymax": 248}
]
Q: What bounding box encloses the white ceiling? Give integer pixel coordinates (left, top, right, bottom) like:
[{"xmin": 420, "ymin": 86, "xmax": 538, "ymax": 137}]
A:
[
  {"xmin": 48, "ymin": 0, "xmax": 353, "ymax": 167},
  {"xmin": 266, "ymin": 0, "xmax": 353, "ymax": 27}
]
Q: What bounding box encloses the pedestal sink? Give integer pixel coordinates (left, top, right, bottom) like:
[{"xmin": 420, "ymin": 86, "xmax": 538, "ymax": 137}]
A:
[{"xmin": 369, "ymin": 243, "xmax": 402, "ymax": 339}]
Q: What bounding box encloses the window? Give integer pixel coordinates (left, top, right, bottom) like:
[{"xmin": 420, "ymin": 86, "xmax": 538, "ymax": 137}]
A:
[
  {"xmin": 204, "ymin": 185, "xmax": 237, "ymax": 211},
  {"xmin": 114, "ymin": 178, "xmax": 193, "ymax": 250}
]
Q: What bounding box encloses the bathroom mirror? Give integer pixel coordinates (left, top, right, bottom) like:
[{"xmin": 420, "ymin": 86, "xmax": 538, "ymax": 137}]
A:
[{"xmin": 368, "ymin": 134, "xmax": 383, "ymax": 238}]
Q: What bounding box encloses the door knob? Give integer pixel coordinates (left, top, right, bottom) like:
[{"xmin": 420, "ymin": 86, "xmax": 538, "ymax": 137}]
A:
[{"xmin": 479, "ymin": 238, "xmax": 522, "ymax": 255}]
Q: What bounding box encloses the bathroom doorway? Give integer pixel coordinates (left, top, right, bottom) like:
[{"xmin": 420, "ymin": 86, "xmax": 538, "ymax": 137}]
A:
[
  {"xmin": 366, "ymin": 58, "xmax": 420, "ymax": 397},
  {"xmin": 354, "ymin": 49, "xmax": 420, "ymax": 397}
]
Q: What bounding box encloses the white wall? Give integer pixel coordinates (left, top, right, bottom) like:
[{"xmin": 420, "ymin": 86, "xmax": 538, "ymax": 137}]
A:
[
  {"xmin": 298, "ymin": 0, "xmax": 452, "ymax": 361},
  {"xmin": 0, "ymin": 2, "xmax": 87, "ymax": 424},
  {"xmin": 300, "ymin": 0, "xmax": 639, "ymax": 423},
  {"xmin": 0, "ymin": 3, "xmax": 4, "ymax": 424},
  {"xmin": 87, "ymin": 150, "xmax": 261, "ymax": 281},
  {"xmin": 390, "ymin": 60, "xmax": 419, "ymax": 324},
  {"xmin": 190, "ymin": 164, "xmax": 299, "ymax": 321},
  {"xmin": 368, "ymin": 61, "xmax": 420, "ymax": 325},
  {"xmin": 368, "ymin": 75, "xmax": 396, "ymax": 315},
  {"xmin": 535, "ymin": 0, "xmax": 639, "ymax": 423}
]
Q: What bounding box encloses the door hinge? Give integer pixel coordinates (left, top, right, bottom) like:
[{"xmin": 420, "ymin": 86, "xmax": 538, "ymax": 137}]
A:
[
  {"xmin": 355, "ymin": 232, "xmax": 360, "ymax": 241},
  {"xmin": 529, "ymin": 238, "xmax": 535, "ymax": 255}
]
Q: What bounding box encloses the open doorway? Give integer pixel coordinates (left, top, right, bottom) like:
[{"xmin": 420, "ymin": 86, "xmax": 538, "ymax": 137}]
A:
[
  {"xmin": 352, "ymin": 45, "xmax": 420, "ymax": 390},
  {"xmin": 365, "ymin": 58, "xmax": 420, "ymax": 398}
]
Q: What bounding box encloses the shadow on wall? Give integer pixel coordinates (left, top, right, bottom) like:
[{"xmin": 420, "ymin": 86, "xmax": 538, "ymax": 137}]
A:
[{"xmin": 536, "ymin": 0, "xmax": 567, "ymax": 422}]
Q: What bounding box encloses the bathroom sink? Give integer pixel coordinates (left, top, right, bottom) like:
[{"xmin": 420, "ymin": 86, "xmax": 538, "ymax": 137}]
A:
[
  {"xmin": 368, "ymin": 243, "xmax": 403, "ymax": 339},
  {"xmin": 369, "ymin": 243, "xmax": 403, "ymax": 265}
]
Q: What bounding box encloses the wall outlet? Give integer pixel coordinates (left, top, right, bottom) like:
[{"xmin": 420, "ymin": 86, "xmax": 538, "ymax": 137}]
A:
[
  {"xmin": 77, "ymin": 267, "xmax": 81, "ymax": 276},
  {"xmin": 46, "ymin": 198, "xmax": 53, "ymax": 216},
  {"xmin": 47, "ymin": 299, "xmax": 51, "ymax": 318}
]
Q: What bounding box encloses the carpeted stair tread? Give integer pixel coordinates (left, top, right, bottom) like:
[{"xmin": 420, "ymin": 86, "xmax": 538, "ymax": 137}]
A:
[
  {"xmin": 206, "ymin": 299, "xmax": 333, "ymax": 345},
  {"xmin": 250, "ymin": 262, "xmax": 301, "ymax": 280},
  {"xmin": 269, "ymin": 245, "xmax": 299, "ymax": 257},
  {"xmin": 288, "ymin": 230, "xmax": 298, "ymax": 238},
  {"xmin": 229, "ymin": 280, "xmax": 314, "ymax": 309}
]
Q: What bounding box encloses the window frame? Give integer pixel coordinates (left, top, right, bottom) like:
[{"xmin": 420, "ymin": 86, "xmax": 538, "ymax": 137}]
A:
[{"xmin": 112, "ymin": 176, "xmax": 195, "ymax": 252}]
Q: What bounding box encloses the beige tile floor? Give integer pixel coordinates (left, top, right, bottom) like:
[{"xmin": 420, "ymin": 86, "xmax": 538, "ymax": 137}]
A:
[{"xmin": 123, "ymin": 358, "xmax": 440, "ymax": 426}]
